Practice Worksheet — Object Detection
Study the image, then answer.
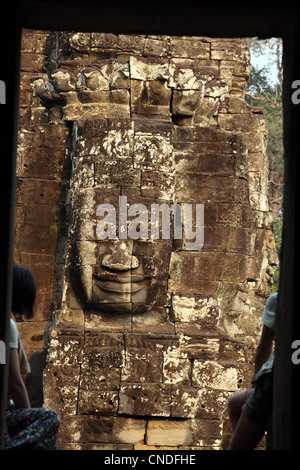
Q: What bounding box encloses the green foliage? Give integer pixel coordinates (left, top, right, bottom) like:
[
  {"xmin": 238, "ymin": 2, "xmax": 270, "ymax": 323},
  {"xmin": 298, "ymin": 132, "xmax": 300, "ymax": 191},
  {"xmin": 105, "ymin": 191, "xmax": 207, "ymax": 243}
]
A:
[
  {"xmin": 270, "ymin": 218, "xmax": 282, "ymax": 293},
  {"xmin": 246, "ymin": 63, "xmax": 284, "ymax": 178},
  {"xmin": 246, "ymin": 38, "xmax": 284, "ymax": 292}
]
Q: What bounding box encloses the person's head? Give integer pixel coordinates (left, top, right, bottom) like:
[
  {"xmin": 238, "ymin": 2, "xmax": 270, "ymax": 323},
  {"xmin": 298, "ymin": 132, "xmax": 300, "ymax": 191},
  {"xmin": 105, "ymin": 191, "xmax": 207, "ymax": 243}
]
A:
[{"xmin": 11, "ymin": 264, "xmax": 36, "ymax": 319}]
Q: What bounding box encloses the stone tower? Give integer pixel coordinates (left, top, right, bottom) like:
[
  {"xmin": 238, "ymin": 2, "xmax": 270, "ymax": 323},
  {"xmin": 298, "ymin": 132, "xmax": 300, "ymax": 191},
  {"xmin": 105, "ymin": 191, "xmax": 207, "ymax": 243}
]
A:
[{"xmin": 15, "ymin": 30, "xmax": 277, "ymax": 449}]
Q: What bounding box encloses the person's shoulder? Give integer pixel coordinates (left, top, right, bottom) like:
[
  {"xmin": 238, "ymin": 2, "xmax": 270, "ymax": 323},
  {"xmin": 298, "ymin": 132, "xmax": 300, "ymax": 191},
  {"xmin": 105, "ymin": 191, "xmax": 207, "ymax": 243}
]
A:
[
  {"xmin": 265, "ymin": 292, "xmax": 278, "ymax": 310},
  {"xmin": 10, "ymin": 318, "xmax": 19, "ymax": 348},
  {"xmin": 261, "ymin": 292, "xmax": 278, "ymax": 329}
]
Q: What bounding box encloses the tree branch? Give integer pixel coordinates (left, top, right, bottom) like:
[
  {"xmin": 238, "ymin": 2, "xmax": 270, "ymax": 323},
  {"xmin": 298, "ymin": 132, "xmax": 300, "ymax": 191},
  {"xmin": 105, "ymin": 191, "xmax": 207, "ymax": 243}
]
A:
[{"xmin": 245, "ymin": 92, "xmax": 281, "ymax": 107}]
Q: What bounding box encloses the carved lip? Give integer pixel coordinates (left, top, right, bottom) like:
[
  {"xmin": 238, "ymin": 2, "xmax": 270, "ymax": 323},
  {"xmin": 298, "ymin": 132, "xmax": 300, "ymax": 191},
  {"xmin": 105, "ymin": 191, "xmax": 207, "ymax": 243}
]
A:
[
  {"xmin": 94, "ymin": 273, "xmax": 150, "ymax": 294},
  {"xmin": 96, "ymin": 280, "xmax": 148, "ymax": 293}
]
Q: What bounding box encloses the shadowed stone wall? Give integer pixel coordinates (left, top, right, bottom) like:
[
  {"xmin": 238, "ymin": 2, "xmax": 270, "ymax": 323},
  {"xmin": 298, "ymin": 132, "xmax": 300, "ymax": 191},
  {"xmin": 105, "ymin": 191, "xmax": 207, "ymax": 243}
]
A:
[{"xmin": 14, "ymin": 29, "xmax": 277, "ymax": 449}]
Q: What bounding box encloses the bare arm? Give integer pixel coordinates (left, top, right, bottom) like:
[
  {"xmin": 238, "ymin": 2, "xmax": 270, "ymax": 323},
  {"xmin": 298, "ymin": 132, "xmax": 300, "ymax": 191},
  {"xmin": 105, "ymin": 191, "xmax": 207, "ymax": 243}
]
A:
[{"xmin": 8, "ymin": 348, "xmax": 31, "ymax": 408}]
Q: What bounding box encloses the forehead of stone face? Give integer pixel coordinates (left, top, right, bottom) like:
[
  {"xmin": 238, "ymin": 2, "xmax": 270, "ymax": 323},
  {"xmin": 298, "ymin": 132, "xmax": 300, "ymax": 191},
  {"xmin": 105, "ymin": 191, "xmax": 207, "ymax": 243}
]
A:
[{"xmin": 73, "ymin": 116, "xmax": 176, "ymax": 202}]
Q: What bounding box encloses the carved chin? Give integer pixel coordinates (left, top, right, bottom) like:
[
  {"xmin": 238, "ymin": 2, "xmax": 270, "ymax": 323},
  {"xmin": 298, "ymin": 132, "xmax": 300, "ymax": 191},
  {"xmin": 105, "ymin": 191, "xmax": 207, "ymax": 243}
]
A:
[{"xmin": 75, "ymin": 262, "xmax": 167, "ymax": 314}]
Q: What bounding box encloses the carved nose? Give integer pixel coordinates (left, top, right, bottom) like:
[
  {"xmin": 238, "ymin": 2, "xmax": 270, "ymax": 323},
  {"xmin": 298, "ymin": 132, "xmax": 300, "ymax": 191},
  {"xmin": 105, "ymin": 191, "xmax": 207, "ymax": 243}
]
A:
[{"xmin": 101, "ymin": 241, "xmax": 139, "ymax": 271}]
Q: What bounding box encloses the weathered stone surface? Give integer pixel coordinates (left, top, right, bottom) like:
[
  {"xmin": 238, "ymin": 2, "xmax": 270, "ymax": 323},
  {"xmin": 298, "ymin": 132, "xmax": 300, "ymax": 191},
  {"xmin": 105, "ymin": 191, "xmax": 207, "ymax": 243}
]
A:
[
  {"xmin": 78, "ymin": 390, "xmax": 119, "ymax": 415},
  {"xmin": 119, "ymin": 383, "xmax": 172, "ymax": 416},
  {"xmin": 121, "ymin": 347, "xmax": 163, "ymax": 383},
  {"xmin": 192, "ymin": 359, "xmax": 238, "ymax": 391},
  {"xmin": 169, "ymin": 251, "xmax": 249, "ymax": 285},
  {"xmin": 146, "ymin": 419, "xmax": 194, "ymax": 446},
  {"xmin": 43, "ymin": 364, "xmax": 81, "ymax": 416},
  {"xmin": 16, "ymin": 31, "xmax": 277, "ymax": 451},
  {"xmin": 80, "ymin": 332, "xmax": 125, "ymax": 391},
  {"xmin": 172, "ymin": 89, "xmax": 203, "ymax": 116},
  {"xmin": 17, "ymin": 125, "xmax": 69, "ymax": 179},
  {"xmin": 171, "ymin": 293, "xmax": 220, "ymax": 324},
  {"xmin": 170, "ymin": 37, "xmax": 210, "ymax": 59},
  {"xmin": 129, "ymin": 56, "xmax": 170, "ymax": 81},
  {"xmin": 171, "ymin": 385, "xmax": 200, "ymax": 418},
  {"xmin": 173, "ymin": 125, "xmax": 247, "ymax": 154},
  {"xmin": 131, "ymin": 79, "xmax": 172, "ymax": 120},
  {"xmin": 175, "ymin": 173, "xmax": 249, "ymax": 204},
  {"xmin": 48, "ymin": 326, "xmax": 84, "ymax": 365},
  {"xmin": 144, "ymin": 37, "xmax": 170, "ymax": 57},
  {"xmin": 133, "ymin": 120, "xmax": 173, "ymax": 170}
]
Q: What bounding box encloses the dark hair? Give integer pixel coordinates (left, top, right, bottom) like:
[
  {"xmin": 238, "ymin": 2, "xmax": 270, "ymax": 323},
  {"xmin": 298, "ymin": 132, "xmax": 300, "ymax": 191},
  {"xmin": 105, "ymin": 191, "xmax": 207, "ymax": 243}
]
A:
[{"xmin": 11, "ymin": 265, "xmax": 36, "ymax": 319}]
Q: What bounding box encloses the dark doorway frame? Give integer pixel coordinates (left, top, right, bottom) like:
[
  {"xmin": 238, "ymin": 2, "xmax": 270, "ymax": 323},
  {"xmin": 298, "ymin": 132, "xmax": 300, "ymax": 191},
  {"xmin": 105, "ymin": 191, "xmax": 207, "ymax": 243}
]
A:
[{"xmin": 1, "ymin": 1, "xmax": 299, "ymax": 450}]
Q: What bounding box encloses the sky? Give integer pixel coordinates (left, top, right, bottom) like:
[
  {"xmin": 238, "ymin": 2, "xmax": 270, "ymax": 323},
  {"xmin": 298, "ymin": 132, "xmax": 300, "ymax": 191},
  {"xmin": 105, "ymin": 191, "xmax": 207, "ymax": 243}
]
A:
[
  {"xmin": 251, "ymin": 53, "xmax": 278, "ymax": 86},
  {"xmin": 249, "ymin": 37, "xmax": 282, "ymax": 86}
]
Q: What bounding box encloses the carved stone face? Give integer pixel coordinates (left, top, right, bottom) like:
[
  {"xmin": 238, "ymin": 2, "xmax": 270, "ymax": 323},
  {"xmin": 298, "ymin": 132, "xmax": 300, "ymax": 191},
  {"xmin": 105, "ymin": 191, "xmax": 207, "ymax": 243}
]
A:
[
  {"xmin": 70, "ymin": 115, "xmax": 175, "ymax": 315},
  {"xmin": 90, "ymin": 238, "xmax": 172, "ymax": 314}
]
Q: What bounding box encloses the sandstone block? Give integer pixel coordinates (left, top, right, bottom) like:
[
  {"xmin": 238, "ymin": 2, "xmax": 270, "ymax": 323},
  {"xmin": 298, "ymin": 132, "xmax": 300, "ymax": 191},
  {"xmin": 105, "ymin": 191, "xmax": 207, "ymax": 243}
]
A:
[
  {"xmin": 218, "ymin": 112, "xmax": 266, "ymax": 134},
  {"xmin": 170, "ymin": 37, "xmax": 210, "ymax": 59},
  {"xmin": 168, "ymin": 63, "xmax": 206, "ymax": 90},
  {"xmin": 129, "ymin": 56, "xmax": 170, "ymax": 82},
  {"xmin": 173, "ymin": 125, "xmax": 246, "ymax": 156},
  {"xmin": 133, "ymin": 123, "xmax": 173, "ymax": 170},
  {"xmin": 210, "ymin": 39, "xmax": 249, "ymax": 61},
  {"xmin": 17, "ymin": 125, "xmax": 69, "ymax": 180},
  {"xmin": 113, "ymin": 417, "xmax": 147, "ymax": 444},
  {"xmin": 118, "ymin": 34, "xmax": 145, "ymax": 55},
  {"xmin": 170, "ymin": 385, "xmax": 200, "ymax": 418},
  {"xmin": 194, "ymin": 389, "xmax": 231, "ymax": 420},
  {"xmin": 169, "ymin": 327, "xmax": 220, "ymax": 361},
  {"xmin": 162, "ymin": 350, "xmax": 191, "ymax": 385},
  {"xmin": 91, "ymin": 33, "xmax": 118, "ymax": 51},
  {"xmin": 69, "ymin": 32, "xmax": 91, "ymax": 53},
  {"xmin": 121, "ymin": 347, "xmax": 163, "ymax": 383},
  {"xmin": 192, "ymin": 359, "xmax": 238, "ymax": 391},
  {"xmin": 168, "ymin": 279, "xmax": 218, "ymax": 296},
  {"xmin": 171, "ymin": 293, "xmax": 219, "ymax": 324},
  {"xmin": 119, "ymin": 383, "xmax": 172, "ymax": 416},
  {"xmin": 43, "ymin": 363, "xmax": 81, "ymax": 416},
  {"xmin": 21, "ymin": 29, "xmax": 49, "ymax": 54},
  {"xmin": 81, "ymin": 416, "xmax": 114, "ymax": 443},
  {"xmin": 141, "ymin": 169, "xmax": 175, "ymax": 200},
  {"xmin": 193, "ymin": 96, "xmax": 219, "ymax": 125},
  {"xmin": 144, "ymin": 37, "xmax": 170, "ymax": 57},
  {"xmin": 79, "ymin": 332, "xmax": 124, "ymax": 391},
  {"xmin": 84, "ymin": 310, "xmax": 132, "ymax": 331},
  {"xmin": 77, "ymin": 116, "xmax": 134, "ymax": 158},
  {"xmin": 48, "ymin": 326, "xmax": 84, "ymax": 365},
  {"xmin": 131, "ymin": 79, "xmax": 172, "ymax": 107},
  {"xmin": 16, "ymin": 222, "xmax": 58, "ymax": 255},
  {"xmin": 20, "ymin": 53, "xmax": 44, "ymax": 72},
  {"xmin": 64, "ymin": 102, "xmax": 130, "ymax": 121},
  {"xmin": 172, "ymin": 89, "xmax": 203, "ymax": 116},
  {"xmin": 78, "ymin": 390, "xmax": 119, "ymax": 415},
  {"xmin": 146, "ymin": 419, "xmax": 193, "ymax": 446},
  {"xmin": 72, "ymin": 156, "xmax": 95, "ymax": 188},
  {"xmin": 95, "ymin": 159, "xmax": 140, "ymax": 188},
  {"xmin": 175, "ymin": 173, "xmax": 249, "ymax": 204},
  {"xmin": 174, "ymin": 152, "xmax": 242, "ymax": 176}
]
